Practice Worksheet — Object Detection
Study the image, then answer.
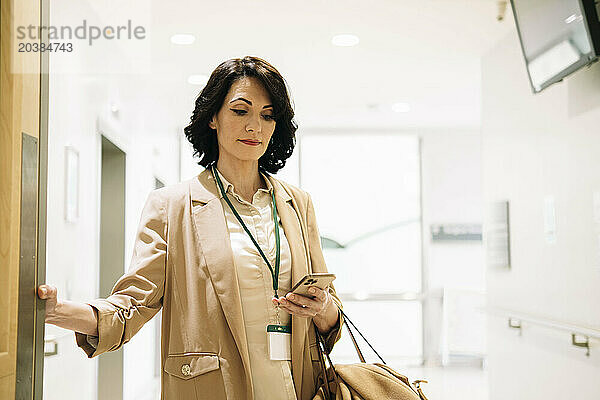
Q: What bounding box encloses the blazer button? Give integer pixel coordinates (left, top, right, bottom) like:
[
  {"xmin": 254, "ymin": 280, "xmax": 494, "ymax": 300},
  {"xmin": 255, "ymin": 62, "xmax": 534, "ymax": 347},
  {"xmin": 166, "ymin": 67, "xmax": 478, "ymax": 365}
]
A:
[{"xmin": 181, "ymin": 364, "xmax": 192, "ymax": 376}]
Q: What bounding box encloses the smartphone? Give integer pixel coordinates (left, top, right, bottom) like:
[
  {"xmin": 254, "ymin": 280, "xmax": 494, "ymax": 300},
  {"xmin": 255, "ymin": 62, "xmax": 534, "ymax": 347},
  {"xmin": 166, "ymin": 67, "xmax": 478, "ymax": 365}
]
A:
[{"xmin": 288, "ymin": 273, "xmax": 336, "ymax": 299}]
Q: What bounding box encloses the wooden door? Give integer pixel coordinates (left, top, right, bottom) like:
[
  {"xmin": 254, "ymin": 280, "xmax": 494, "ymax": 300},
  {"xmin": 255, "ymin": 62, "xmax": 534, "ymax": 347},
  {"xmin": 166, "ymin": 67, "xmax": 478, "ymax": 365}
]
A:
[{"xmin": 0, "ymin": 0, "xmax": 48, "ymax": 398}]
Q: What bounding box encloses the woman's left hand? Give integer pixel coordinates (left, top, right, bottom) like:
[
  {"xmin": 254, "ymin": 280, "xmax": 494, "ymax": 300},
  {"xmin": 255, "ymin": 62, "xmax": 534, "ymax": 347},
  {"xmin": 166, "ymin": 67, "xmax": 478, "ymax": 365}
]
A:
[{"xmin": 272, "ymin": 286, "xmax": 331, "ymax": 319}]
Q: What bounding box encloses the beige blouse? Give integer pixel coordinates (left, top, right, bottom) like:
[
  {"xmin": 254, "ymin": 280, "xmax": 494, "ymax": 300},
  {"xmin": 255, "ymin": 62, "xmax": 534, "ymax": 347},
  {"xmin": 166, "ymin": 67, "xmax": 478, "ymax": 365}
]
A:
[{"xmin": 213, "ymin": 167, "xmax": 298, "ymax": 400}]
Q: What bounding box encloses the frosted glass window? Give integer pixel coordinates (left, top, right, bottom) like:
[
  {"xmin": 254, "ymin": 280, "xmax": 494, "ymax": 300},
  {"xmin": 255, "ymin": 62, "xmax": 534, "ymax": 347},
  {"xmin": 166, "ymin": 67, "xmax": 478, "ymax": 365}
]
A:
[
  {"xmin": 300, "ymin": 134, "xmax": 423, "ymax": 363},
  {"xmin": 329, "ymin": 301, "xmax": 423, "ymax": 365},
  {"xmin": 300, "ymin": 134, "xmax": 422, "ymax": 294}
]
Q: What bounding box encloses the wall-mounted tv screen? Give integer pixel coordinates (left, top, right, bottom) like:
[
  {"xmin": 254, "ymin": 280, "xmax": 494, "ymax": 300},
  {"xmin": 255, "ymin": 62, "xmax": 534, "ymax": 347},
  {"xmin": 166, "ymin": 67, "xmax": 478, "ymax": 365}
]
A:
[{"xmin": 510, "ymin": 0, "xmax": 600, "ymax": 93}]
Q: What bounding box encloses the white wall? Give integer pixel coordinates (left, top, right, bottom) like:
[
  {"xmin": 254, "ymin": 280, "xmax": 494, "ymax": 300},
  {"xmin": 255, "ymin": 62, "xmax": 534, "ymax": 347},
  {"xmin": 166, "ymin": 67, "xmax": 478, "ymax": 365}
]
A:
[
  {"xmin": 420, "ymin": 130, "xmax": 485, "ymax": 365},
  {"xmin": 482, "ymin": 31, "xmax": 600, "ymax": 399},
  {"xmin": 421, "ymin": 130, "xmax": 483, "ymax": 291}
]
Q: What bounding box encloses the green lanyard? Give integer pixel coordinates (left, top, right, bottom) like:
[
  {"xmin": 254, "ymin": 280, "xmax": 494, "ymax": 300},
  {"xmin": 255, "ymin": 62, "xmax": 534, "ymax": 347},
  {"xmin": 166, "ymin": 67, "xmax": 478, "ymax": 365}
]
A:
[{"xmin": 211, "ymin": 164, "xmax": 281, "ymax": 299}]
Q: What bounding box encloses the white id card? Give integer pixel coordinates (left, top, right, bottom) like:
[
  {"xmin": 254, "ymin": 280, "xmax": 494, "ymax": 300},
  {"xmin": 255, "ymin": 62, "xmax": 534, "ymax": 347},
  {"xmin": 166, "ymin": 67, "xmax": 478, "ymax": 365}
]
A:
[{"xmin": 267, "ymin": 325, "xmax": 291, "ymax": 361}]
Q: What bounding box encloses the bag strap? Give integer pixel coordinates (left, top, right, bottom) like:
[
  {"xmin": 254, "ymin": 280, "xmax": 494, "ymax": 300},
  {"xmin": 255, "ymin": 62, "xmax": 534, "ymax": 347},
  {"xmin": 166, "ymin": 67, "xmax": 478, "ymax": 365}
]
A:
[
  {"xmin": 313, "ymin": 304, "xmax": 387, "ymax": 399},
  {"xmin": 315, "ymin": 307, "xmax": 430, "ymax": 400},
  {"xmin": 313, "ymin": 324, "xmax": 337, "ymax": 400},
  {"xmin": 337, "ymin": 306, "xmax": 387, "ymax": 365},
  {"xmin": 344, "ymin": 313, "xmax": 366, "ymax": 363}
]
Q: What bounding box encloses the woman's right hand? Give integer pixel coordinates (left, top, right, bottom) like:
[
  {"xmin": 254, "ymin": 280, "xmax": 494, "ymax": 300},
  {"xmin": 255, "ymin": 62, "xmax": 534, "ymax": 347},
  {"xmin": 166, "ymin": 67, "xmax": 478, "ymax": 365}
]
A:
[
  {"xmin": 37, "ymin": 284, "xmax": 60, "ymax": 323},
  {"xmin": 35, "ymin": 285, "xmax": 98, "ymax": 335}
]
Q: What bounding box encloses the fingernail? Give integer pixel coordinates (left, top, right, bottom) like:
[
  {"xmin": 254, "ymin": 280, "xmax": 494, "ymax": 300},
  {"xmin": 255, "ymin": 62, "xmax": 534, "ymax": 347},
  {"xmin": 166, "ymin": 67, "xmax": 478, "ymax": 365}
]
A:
[{"xmin": 309, "ymin": 288, "xmax": 316, "ymax": 294}]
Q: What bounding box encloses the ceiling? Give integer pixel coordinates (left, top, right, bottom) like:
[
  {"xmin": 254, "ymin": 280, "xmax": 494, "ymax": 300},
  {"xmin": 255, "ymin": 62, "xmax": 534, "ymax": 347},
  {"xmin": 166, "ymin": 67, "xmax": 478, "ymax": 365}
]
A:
[{"xmin": 54, "ymin": 0, "xmax": 516, "ymax": 133}]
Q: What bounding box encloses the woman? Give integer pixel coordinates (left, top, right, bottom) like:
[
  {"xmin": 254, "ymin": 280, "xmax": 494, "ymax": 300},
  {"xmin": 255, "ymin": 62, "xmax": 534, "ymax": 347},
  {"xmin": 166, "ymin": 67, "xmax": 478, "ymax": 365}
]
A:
[{"xmin": 38, "ymin": 56, "xmax": 344, "ymax": 400}]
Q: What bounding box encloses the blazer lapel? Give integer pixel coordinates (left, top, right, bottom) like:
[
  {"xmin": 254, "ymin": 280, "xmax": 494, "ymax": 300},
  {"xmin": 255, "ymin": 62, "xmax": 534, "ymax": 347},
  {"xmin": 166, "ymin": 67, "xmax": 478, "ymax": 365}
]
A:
[{"xmin": 189, "ymin": 169, "xmax": 253, "ymax": 397}]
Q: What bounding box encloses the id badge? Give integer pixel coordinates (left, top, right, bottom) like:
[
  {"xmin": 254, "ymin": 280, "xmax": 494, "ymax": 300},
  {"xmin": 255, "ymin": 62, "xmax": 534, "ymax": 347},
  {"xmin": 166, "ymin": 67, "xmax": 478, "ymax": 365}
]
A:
[{"xmin": 267, "ymin": 325, "xmax": 291, "ymax": 361}]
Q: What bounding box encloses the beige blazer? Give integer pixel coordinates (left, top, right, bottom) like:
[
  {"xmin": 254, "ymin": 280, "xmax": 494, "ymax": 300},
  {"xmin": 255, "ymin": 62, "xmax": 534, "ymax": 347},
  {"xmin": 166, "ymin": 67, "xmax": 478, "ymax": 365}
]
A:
[{"xmin": 75, "ymin": 168, "xmax": 344, "ymax": 400}]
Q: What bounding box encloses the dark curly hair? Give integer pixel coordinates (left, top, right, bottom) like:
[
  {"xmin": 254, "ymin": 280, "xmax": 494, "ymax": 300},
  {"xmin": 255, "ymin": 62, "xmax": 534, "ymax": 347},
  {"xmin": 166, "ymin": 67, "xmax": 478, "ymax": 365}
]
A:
[{"xmin": 183, "ymin": 56, "xmax": 298, "ymax": 174}]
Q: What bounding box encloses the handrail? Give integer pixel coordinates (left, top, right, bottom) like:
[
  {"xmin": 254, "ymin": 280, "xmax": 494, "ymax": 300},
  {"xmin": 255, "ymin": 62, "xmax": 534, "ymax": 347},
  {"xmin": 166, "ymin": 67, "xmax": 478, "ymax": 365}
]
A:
[
  {"xmin": 43, "ymin": 331, "xmax": 79, "ymax": 357},
  {"xmin": 488, "ymin": 307, "xmax": 600, "ymax": 339},
  {"xmin": 488, "ymin": 307, "xmax": 600, "ymax": 356}
]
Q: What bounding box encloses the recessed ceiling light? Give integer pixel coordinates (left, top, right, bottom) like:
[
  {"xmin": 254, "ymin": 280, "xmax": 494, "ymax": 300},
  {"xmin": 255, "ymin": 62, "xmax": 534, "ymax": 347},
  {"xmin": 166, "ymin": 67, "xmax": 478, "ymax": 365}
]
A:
[
  {"xmin": 331, "ymin": 34, "xmax": 359, "ymax": 47},
  {"xmin": 171, "ymin": 34, "xmax": 196, "ymax": 45},
  {"xmin": 188, "ymin": 74, "xmax": 209, "ymax": 86},
  {"xmin": 391, "ymin": 102, "xmax": 411, "ymax": 113}
]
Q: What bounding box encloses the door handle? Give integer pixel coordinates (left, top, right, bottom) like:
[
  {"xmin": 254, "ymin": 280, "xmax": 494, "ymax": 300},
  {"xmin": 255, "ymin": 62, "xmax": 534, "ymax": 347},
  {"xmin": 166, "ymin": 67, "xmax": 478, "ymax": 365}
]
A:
[{"xmin": 44, "ymin": 336, "xmax": 58, "ymax": 357}]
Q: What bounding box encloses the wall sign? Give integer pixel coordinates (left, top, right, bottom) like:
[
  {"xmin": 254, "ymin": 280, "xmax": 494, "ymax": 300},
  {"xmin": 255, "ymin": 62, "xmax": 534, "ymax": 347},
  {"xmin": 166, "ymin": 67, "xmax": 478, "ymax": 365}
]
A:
[{"xmin": 486, "ymin": 201, "xmax": 511, "ymax": 269}]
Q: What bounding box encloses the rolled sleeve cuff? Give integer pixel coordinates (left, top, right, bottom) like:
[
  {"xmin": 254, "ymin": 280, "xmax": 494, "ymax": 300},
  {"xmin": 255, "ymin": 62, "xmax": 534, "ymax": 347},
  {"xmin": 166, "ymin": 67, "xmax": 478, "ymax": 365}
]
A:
[
  {"xmin": 321, "ymin": 307, "xmax": 344, "ymax": 354},
  {"xmin": 74, "ymin": 299, "xmax": 124, "ymax": 358}
]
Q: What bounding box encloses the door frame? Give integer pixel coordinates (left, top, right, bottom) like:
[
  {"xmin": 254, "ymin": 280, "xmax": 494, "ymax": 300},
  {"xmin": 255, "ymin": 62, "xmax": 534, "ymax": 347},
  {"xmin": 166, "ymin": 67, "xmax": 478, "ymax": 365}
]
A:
[{"xmin": 7, "ymin": 0, "xmax": 51, "ymax": 397}]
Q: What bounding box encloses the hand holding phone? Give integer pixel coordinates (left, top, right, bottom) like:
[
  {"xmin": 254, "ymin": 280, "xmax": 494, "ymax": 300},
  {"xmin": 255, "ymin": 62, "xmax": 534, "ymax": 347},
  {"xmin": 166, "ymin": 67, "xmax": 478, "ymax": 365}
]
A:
[{"xmin": 287, "ymin": 273, "xmax": 336, "ymax": 299}]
